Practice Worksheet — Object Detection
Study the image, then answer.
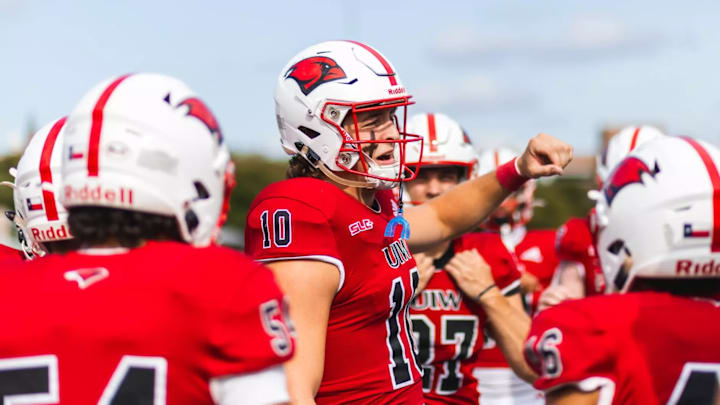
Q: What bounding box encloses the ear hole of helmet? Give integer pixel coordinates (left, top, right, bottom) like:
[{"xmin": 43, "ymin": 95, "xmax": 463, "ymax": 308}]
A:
[
  {"xmin": 607, "ymin": 239, "xmax": 625, "ymax": 255},
  {"xmin": 298, "ymin": 126, "xmax": 321, "ymax": 139},
  {"xmin": 607, "ymin": 238, "xmax": 633, "ymax": 290},
  {"xmin": 193, "ymin": 181, "xmax": 210, "ymax": 200},
  {"xmin": 185, "ymin": 210, "xmax": 199, "ymax": 232}
]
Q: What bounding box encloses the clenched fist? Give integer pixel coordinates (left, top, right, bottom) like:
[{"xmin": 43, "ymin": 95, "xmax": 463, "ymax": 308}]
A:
[{"xmin": 517, "ymin": 133, "xmax": 573, "ymax": 178}]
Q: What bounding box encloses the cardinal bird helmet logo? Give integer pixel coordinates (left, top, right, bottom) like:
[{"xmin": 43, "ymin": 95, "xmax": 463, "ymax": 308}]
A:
[
  {"xmin": 604, "ymin": 157, "xmax": 660, "ymax": 206},
  {"xmin": 176, "ymin": 97, "xmax": 223, "ymax": 145},
  {"xmin": 285, "ymin": 56, "xmax": 347, "ymax": 95}
]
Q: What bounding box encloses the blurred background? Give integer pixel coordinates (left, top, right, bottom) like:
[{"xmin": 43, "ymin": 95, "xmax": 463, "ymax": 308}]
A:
[{"xmin": 2, "ymin": 0, "xmax": 719, "ymax": 247}]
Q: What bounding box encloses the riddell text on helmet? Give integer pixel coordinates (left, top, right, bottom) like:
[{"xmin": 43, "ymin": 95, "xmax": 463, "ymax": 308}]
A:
[
  {"xmin": 64, "ymin": 185, "xmax": 134, "ymax": 205},
  {"xmin": 676, "ymin": 259, "xmax": 720, "ymax": 275},
  {"xmin": 32, "ymin": 224, "xmax": 71, "ymax": 242}
]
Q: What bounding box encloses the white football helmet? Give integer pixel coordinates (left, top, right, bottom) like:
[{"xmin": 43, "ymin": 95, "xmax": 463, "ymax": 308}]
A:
[
  {"xmin": 596, "ymin": 136, "xmax": 720, "ymax": 293},
  {"xmin": 596, "ymin": 125, "xmax": 665, "ymax": 184},
  {"xmin": 477, "ymin": 147, "xmax": 536, "ymax": 228},
  {"xmin": 61, "ymin": 73, "xmax": 235, "ymax": 247},
  {"xmin": 3, "ymin": 117, "xmax": 72, "ymax": 258},
  {"xmin": 405, "ymin": 113, "xmax": 478, "ymax": 179},
  {"xmin": 274, "ymin": 40, "xmax": 422, "ymax": 190}
]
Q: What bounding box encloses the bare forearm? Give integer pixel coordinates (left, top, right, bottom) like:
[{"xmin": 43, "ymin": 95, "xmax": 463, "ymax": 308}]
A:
[
  {"xmin": 408, "ymin": 172, "xmax": 509, "ymax": 251},
  {"xmin": 283, "ymin": 357, "xmax": 320, "ymax": 403},
  {"xmin": 479, "ymin": 290, "xmax": 537, "ymax": 383},
  {"xmin": 431, "ymin": 172, "xmax": 508, "ymax": 236}
]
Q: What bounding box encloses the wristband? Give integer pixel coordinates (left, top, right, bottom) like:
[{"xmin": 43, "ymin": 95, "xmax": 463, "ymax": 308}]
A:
[
  {"xmin": 496, "ymin": 157, "xmax": 528, "ymax": 192},
  {"xmin": 474, "ymin": 283, "xmax": 497, "ymax": 302}
]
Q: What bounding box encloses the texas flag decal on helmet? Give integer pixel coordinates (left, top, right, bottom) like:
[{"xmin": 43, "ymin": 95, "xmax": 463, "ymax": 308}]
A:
[
  {"xmin": 26, "ymin": 197, "xmax": 43, "ymax": 211},
  {"xmin": 68, "ymin": 145, "xmax": 85, "ymax": 160},
  {"xmin": 285, "ymin": 56, "xmax": 347, "ymax": 96},
  {"xmin": 684, "ymin": 223, "xmax": 711, "ymax": 238},
  {"xmin": 604, "ymin": 157, "xmax": 660, "ymax": 206}
]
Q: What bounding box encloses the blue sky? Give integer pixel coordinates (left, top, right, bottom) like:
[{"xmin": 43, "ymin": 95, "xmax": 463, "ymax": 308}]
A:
[{"xmin": 2, "ymin": 0, "xmax": 720, "ymax": 158}]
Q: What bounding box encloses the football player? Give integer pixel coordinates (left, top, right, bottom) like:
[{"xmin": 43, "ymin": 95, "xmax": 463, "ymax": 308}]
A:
[
  {"xmin": 1, "ymin": 117, "xmax": 75, "ymax": 260},
  {"xmin": 540, "ymin": 125, "xmax": 665, "ymax": 309},
  {"xmin": 477, "ymin": 147, "xmax": 560, "ymax": 313},
  {"xmin": 403, "ymin": 113, "xmax": 532, "ymax": 404},
  {"xmin": 0, "ymin": 73, "xmax": 294, "ymax": 404},
  {"xmin": 525, "ymin": 135, "xmax": 720, "ymax": 404},
  {"xmin": 245, "ymin": 40, "xmax": 572, "ymax": 404},
  {"xmin": 472, "ymin": 147, "xmax": 552, "ymax": 404}
]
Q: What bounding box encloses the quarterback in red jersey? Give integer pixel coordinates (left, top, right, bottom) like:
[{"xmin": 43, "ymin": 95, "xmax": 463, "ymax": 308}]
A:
[
  {"xmin": 540, "ymin": 125, "xmax": 665, "ymax": 310},
  {"xmin": 525, "ymin": 135, "xmax": 720, "ymax": 405},
  {"xmin": 0, "ymin": 73, "xmax": 293, "ymax": 404},
  {"xmin": 402, "ymin": 113, "xmax": 529, "ymax": 405},
  {"xmin": 0, "ymin": 117, "xmax": 77, "ymax": 261},
  {"xmin": 246, "ymin": 40, "xmax": 572, "ymax": 404}
]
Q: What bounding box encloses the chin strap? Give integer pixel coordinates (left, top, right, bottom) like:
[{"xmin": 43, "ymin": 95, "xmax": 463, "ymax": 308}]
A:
[
  {"xmin": 296, "ymin": 143, "xmax": 376, "ymax": 189},
  {"xmin": 316, "ymin": 163, "xmax": 376, "ymax": 189},
  {"xmin": 384, "ymin": 183, "xmax": 411, "ymax": 240}
]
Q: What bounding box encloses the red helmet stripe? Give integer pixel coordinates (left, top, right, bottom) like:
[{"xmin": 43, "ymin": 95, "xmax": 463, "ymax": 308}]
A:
[
  {"xmin": 345, "ymin": 41, "xmax": 398, "ymax": 86},
  {"xmin": 426, "ymin": 113, "xmax": 438, "ymax": 152},
  {"xmin": 681, "ymin": 136, "xmax": 720, "ymax": 252},
  {"xmin": 39, "ymin": 117, "xmax": 66, "ymax": 221},
  {"xmin": 88, "ymin": 74, "xmax": 132, "ymax": 177},
  {"xmin": 629, "ymin": 127, "xmax": 641, "ymax": 151}
]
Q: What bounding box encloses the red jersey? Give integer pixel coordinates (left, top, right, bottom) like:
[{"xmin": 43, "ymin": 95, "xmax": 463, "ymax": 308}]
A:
[
  {"xmin": 245, "ymin": 178, "xmax": 423, "ymax": 404},
  {"xmin": 409, "ymin": 232, "xmax": 521, "ymax": 404},
  {"xmin": 476, "ymin": 228, "xmax": 559, "ymax": 369},
  {"xmin": 0, "ymin": 243, "xmax": 23, "ymax": 262},
  {"xmin": 555, "ymin": 215, "xmax": 606, "ymax": 296},
  {"xmin": 0, "ymin": 241, "xmax": 293, "ymax": 404},
  {"xmin": 525, "ymin": 292, "xmax": 720, "ymax": 404},
  {"xmin": 514, "ymin": 229, "xmax": 560, "ymax": 313}
]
